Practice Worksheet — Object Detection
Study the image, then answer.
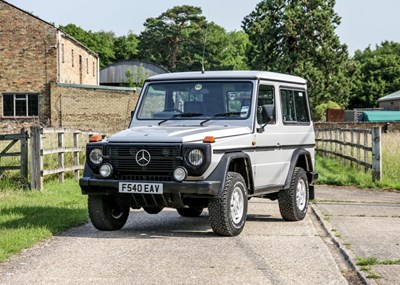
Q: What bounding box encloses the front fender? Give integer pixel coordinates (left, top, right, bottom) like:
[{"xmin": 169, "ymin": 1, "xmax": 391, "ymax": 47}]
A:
[{"xmin": 206, "ymin": 152, "xmax": 254, "ymax": 197}]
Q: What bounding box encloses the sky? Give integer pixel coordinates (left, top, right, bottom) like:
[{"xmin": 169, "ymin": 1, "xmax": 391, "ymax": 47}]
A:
[{"xmin": 5, "ymin": 0, "xmax": 400, "ymax": 55}]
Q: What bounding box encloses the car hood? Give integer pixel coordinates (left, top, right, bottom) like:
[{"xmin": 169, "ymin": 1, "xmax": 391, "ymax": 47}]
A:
[{"xmin": 107, "ymin": 125, "xmax": 252, "ymax": 143}]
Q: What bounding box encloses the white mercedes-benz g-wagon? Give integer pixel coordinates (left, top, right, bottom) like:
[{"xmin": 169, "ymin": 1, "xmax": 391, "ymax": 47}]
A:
[{"xmin": 80, "ymin": 71, "xmax": 318, "ymax": 236}]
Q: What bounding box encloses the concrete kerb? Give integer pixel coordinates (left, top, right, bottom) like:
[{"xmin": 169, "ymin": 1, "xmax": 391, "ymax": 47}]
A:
[{"xmin": 310, "ymin": 204, "xmax": 373, "ymax": 285}]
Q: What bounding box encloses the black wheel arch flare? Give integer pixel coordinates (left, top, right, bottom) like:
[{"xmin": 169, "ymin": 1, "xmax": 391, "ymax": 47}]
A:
[
  {"xmin": 283, "ymin": 148, "xmax": 314, "ymax": 191},
  {"xmin": 206, "ymin": 152, "xmax": 254, "ymax": 198}
]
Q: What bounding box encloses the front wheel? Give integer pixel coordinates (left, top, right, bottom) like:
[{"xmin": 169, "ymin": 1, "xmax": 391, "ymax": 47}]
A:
[
  {"xmin": 88, "ymin": 195, "xmax": 129, "ymax": 231},
  {"xmin": 278, "ymin": 167, "xmax": 309, "ymax": 221},
  {"xmin": 208, "ymin": 172, "xmax": 248, "ymax": 236}
]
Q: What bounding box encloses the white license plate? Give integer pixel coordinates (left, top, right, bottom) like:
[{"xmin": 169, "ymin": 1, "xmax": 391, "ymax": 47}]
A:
[{"xmin": 118, "ymin": 182, "xmax": 163, "ymax": 194}]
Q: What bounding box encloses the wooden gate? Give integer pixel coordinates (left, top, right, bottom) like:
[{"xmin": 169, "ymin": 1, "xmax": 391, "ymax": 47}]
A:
[{"xmin": 0, "ymin": 129, "xmax": 29, "ymax": 186}]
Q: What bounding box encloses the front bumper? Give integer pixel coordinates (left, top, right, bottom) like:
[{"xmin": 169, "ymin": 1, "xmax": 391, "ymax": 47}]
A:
[{"xmin": 79, "ymin": 177, "xmax": 221, "ymax": 197}]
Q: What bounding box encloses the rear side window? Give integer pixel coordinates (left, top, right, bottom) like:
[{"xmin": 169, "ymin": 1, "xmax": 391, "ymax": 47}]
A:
[{"xmin": 280, "ymin": 89, "xmax": 310, "ymax": 123}]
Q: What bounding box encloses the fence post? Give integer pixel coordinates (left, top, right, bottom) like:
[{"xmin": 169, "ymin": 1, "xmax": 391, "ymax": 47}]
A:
[
  {"xmin": 30, "ymin": 126, "xmax": 43, "ymax": 191},
  {"xmin": 20, "ymin": 128, "xmax": 29, "ymax": 188},
  {"xmin": 372, "ymin": 127, "xmax": 382, "ymax": 181},
  {"xmin": 58, "ymin": 131, "xmax": 65, "ymax": 183},
  {"xmin": 73, "ymin": 131, "xmax": 80, "ymax": 180}
]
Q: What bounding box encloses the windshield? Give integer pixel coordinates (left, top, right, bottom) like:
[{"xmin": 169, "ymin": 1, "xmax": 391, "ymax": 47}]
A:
[{"xmin": 137, "ymin": 81, "xmax": 253, "ymax": 121}]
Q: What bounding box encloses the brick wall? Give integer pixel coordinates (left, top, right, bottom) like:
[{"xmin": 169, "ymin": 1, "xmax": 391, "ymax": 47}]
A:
[
  {"xmin": 0, "ymin": 1, "xmax": 58, "ymax": 121},
  {"xmin": 60, "ymin": 35, "xmax": 98, "ymax": 85},
  {"xmin": 50, "ymin": 83, "xmax": 138, "ymax": 132},
  {"xmin": 0, "ymin": 1, "xmax": 100, "ymax": 130}
]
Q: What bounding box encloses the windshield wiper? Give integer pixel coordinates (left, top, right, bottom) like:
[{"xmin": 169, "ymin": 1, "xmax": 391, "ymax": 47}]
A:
[
  {"xmin": 200, "ymin": 112, "xmax": 242, "ymax": 126},
  {"xmin": 158, "ymin": 113, "xmax": 204, "ymax": 126}
]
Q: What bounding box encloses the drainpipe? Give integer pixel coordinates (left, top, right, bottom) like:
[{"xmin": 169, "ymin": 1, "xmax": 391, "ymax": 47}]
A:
[
  {"xmin": 97, "ymin": 57, "xmax": 100, "ymax": 85},
  {"xmin": 57, "ymin": 30, "xmax": 62, "ymax": 83}
]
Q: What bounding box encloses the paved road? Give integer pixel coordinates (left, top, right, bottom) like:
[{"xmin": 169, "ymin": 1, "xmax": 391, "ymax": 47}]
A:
[
  {"xmin": 0, "ymin": 197, "xmax": 348, "ymax": 285},
  {"xmin": 313, "ymin": 186, "xmax": 400, "ymax": 285}
]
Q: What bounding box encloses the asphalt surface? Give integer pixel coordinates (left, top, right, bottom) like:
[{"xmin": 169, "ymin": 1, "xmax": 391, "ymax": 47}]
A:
[
  {"xmin": 0, "ymin": 186, "xmax": 398, "ymax": 285},
  {"xmin": 312, "ymin": 186, "xmax": 400, "ymax": 285}
]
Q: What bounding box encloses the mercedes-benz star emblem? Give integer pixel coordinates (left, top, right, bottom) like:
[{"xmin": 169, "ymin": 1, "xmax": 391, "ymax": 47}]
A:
[{"xmin": 135, "ymin": 149, "xmax": 151, "ymax": 166}]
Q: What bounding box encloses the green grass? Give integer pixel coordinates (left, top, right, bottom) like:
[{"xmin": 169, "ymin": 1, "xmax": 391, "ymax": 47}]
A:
[
  {"xmin": 0, "ymin": 179, "xmax": 88, "ymax": 263},
  {"xmin": 356, "ymin": 256, "xmax": 400, "ymax": 266},
  {"xmin": 316, "ymin": 154, "xmax": 400, "ymax": 190}
]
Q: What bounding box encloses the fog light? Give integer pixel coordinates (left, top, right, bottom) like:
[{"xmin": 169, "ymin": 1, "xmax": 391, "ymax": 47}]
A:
[
  {"xmin": 99, "ymin": 163, "xmax": 113, "ymax": 178},
  {"xmin": 173, "ymin": 167, "xmax": 187, "ymax": 181}
]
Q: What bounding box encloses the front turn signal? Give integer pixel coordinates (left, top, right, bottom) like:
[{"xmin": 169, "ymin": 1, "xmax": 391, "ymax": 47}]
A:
[
  {"xmin": 89, "ymin": 135, "xmax": 103, "ymax": 142},
  {"xmin": 203, "ymin": 136, "xmax": 215, "ymax": 143}
]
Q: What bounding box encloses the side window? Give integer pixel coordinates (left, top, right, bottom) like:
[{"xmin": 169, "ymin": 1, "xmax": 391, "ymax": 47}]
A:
[
  {"xmin": 257, "ymin": 85, "xmax": 275, "ymax": 124},
  {"xmin": 280, "ymin": 89, "xmax": 310, "ymax": 123}
]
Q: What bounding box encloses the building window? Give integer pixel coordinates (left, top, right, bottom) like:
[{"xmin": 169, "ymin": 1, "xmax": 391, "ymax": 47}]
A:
[
  {"xmin": 61, "ymin": 44, "xmax": 65, "ymax": 63},
  {"xmin": 93, "ymin": 62, "xmax": 95, "ymax": 76},
  {"xmin": 2, "ymin": 93, "xmax": 39, "ymax": 117},
  {"xmin": 71, "ymin": 49, "xmax": 74, "ymax": 67},
  {"xmin": 86, "ymin": 58, "xmax": 89, "ymax": 74}
]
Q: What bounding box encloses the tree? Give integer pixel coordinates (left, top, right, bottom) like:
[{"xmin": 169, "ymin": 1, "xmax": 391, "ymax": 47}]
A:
[
  {"xmin": 139, "ymin": 5, "xmax": 207, "ymax": 71},
  {"xmin": 114, "ymin": 33, "xmax": 139, "ymax": 61},
  {"xmin": 138, "ymin": 5, "xmax": 249, "ymax": 72},
  {"xmin": 242, "ymin": 0, "xmax": 352, "ymax": 111},
  {"xmin": 61, "ymin": 24, "xmax": 140, "ymax": 68},
  {"xmin": 349, "ymin": 41, "xmax": 400, "ymax": 108}
]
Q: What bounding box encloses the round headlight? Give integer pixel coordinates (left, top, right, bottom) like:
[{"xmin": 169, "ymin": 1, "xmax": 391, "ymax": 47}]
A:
[
  {"xmin": 89, "ymin": 148, "xmax": 103, "ymax": 165},
  {"xmin": 188, "ymin": 149, "xmax": 204, "ymax": 166},
  {"xmin": 99, "ymin": 163, "xmax": 113, "ymax": 178},
  {"xmin": 173, "ymin": 167, "xmax": 187, "ymax": 181}
]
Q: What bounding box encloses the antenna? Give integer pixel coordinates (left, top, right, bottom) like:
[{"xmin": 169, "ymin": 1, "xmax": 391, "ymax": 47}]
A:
[{"xmin": 201, "ymin": 26, "xmax": 208, "ymax": 74}]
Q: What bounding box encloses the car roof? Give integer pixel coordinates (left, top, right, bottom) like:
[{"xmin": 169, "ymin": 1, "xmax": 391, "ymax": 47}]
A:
[{"xmin": 146, "ymin": 70, "xmax": 307, "ymax": 85}]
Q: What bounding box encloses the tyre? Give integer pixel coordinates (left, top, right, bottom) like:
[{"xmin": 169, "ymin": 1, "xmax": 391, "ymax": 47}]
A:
[
  {"xmin": 88, "ymin": 195, "xmax": 129, "ymax": 231},
  {"xmin": 177, "ymin": 207, "xmax": 203, "ymax": 217},
  {"xmin": 143, "ymin": 207, "xmax": 163, "ymax": 214},
  {"xmin": 208, "ymin": 172, "xmax": 248, "ymax": 236},
  {"xmin": 278, "ymin": 167, "xmax": 309, "ymax": 221}
]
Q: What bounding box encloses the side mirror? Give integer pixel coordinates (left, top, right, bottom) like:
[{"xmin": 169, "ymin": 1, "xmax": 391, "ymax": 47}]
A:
[
  {"xmin": 262, "ymin": 104, "xmax": 275, "ymax": 124},
  {"xmin": 257, "ymin": 105, "xmax": 275, "ymax": 133}
]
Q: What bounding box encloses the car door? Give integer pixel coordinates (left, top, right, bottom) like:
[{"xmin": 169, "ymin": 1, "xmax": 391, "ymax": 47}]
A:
[{"xmin": 253, "ymin": 82, "xmax": 285, "ymax": 189}]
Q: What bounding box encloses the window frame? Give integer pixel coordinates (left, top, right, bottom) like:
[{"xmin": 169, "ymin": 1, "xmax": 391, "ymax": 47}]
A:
[
  {"xmin": 279, "ymin": 87, "xmax": 311, "ymax": 125},
  {"xmin": 256, "ymin": 84, "xmax": 276, "ymax": 125},
  {"xmin": 2, "ymin": 93, "xmax": 39, "ymax": 118},
  {"xmin": 136, "ymin": 81, "xmax": 254, "ymax": 121}
]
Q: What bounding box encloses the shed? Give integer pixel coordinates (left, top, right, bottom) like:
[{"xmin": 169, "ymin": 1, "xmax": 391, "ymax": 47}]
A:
[
  {"xmin": 359, "ymin": 111, "xmax": 400, "ymax": 122},
  {"xmin": 377, "ymin": 90, "xmax": 400, "ymax": 111},
  {"xmin": 100, "ymin": 60, "xmax": 169, "ymax": 86}
]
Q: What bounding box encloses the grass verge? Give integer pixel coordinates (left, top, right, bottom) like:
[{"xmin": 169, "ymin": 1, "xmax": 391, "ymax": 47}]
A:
[
  {"xmin": 315, "ymin": 154, "xmax": 400, "ymax": 190},
  {"xmin": 0, "ymin": 179, "xmax": 88, "ymax": 263}
]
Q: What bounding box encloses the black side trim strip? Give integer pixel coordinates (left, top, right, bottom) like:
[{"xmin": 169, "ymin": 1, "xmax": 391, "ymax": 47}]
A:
[{"xmin": 214, "ymin": 144, "xmax": 315, "ymax": 154}]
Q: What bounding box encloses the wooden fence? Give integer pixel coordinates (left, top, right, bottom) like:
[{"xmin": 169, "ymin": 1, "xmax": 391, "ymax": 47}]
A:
[
  {"xmin": 30, "ymin": 126, "xmax": 106, "ymax": 190},
  {"xmin": 315, "ymin": 126, "xmax": 382, "ymax": 181},
  {"xmin": 0, "ymin": 129, "xmax": 29, "ymax": 186}
]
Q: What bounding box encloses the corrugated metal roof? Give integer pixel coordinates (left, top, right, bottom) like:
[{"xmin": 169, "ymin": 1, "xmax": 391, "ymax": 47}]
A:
[
  {"xmin": 100, "ymin": 61, "xmax": 169, "ymax": 84},
  {"xmin": 377, "ymin": 90, "xmax": 400, "ymax": 102}
]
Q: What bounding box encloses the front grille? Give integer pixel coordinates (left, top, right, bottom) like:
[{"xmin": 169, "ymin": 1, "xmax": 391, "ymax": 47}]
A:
[
  {"xmin": 120, "ymin": 175, "xmax": 173, "ymax": 182},
  {"xmin": 107, "ymin": 143, "xmax": 182, "ymax": 176}
]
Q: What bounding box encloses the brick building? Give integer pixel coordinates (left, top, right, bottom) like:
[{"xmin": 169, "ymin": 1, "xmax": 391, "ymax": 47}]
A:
[{"xmin": 0, "ymin": 1, "xmax": 137, "ymax": 133}]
